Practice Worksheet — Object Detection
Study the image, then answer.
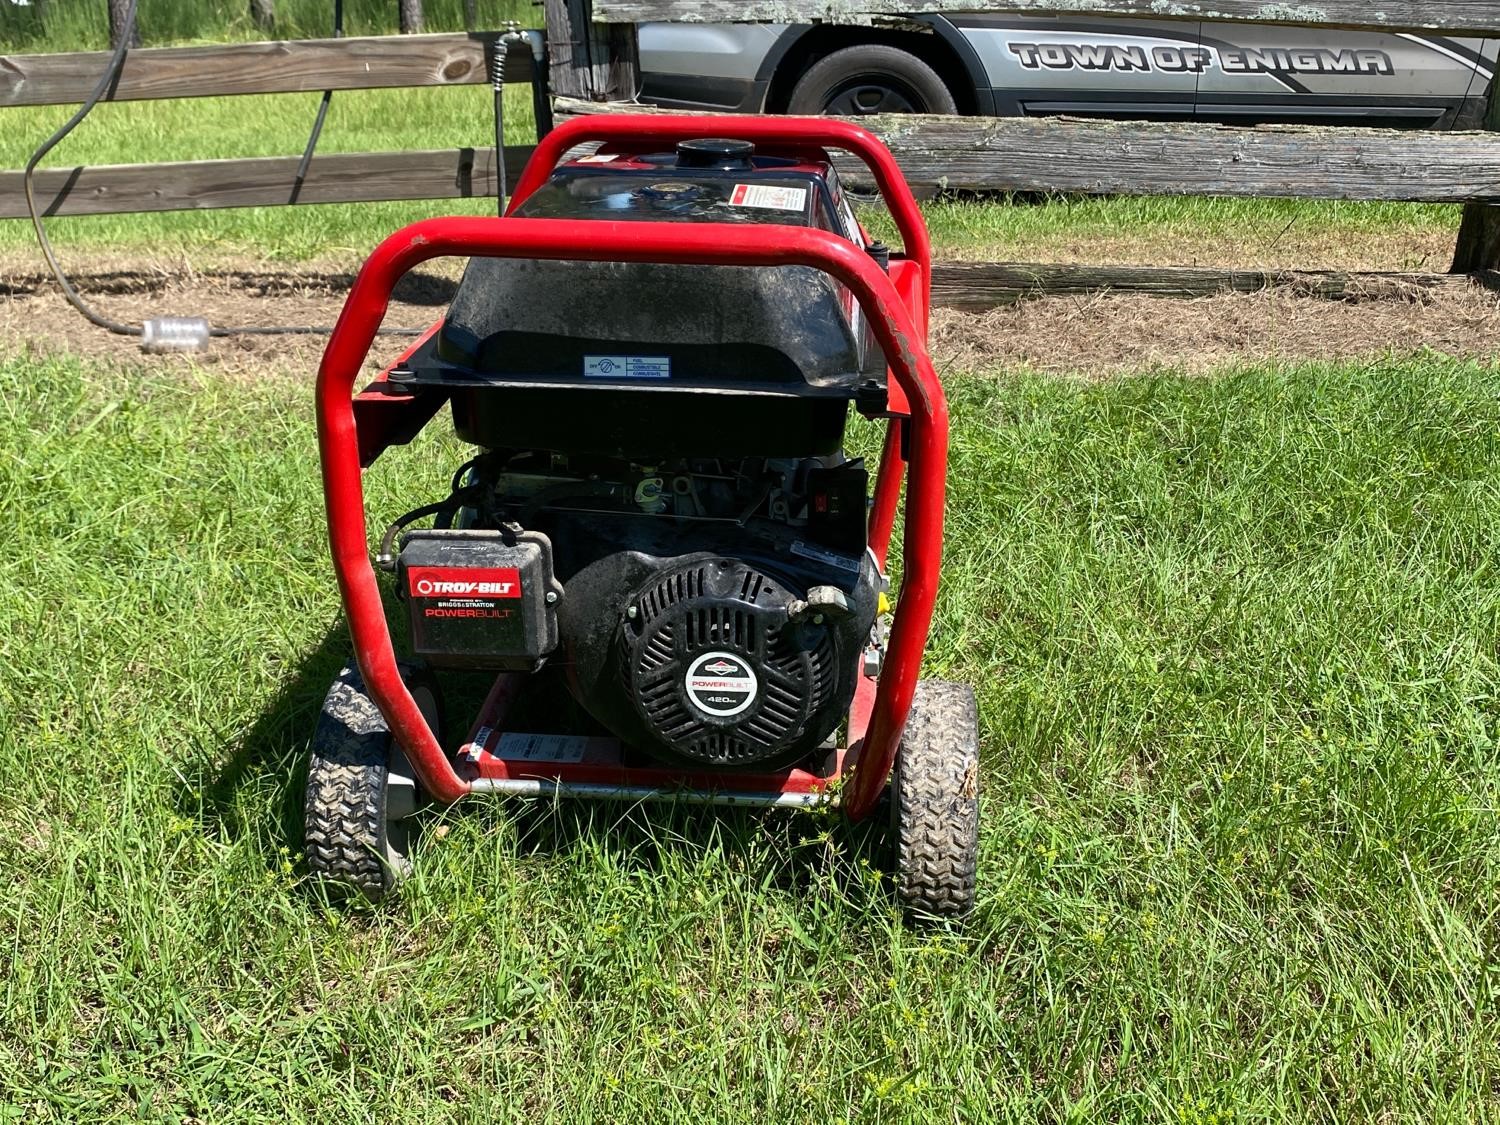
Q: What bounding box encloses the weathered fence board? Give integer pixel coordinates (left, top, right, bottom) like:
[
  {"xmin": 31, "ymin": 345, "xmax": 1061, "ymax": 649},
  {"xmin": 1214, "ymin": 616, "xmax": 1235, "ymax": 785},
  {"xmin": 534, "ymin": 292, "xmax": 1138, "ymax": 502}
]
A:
[
  {"xmin": 0, "ymin": 32, "xmax": 532, "ymax": 108},
  {"xmin": 545, "ymin": 0, "xmax": 639, "ymax": 102},
  {"xmin": 555, "ymin": 97, "xmax": 1500, "ymax": 203},
  {"xmin": 930, "ymin": 261, "xmax": 1488, "ymax": 309},
  {"xmin": 0, "ymin": 147, "xmax": 537, "ymax": 218},
  {"xmin": 593, "ymin": 1, "xmax": 1500, "ymax": 36}
]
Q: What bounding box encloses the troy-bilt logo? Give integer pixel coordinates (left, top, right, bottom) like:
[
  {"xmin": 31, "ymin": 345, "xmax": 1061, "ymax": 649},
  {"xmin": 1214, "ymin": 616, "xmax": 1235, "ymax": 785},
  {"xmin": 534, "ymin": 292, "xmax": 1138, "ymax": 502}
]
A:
[
  {"xmin": 417, "ymin": 579, "xmax": 513, "ymax": 596},
  {"xmin": 407, "ymin": 566, "xmax": 521, "ymax": 600}
]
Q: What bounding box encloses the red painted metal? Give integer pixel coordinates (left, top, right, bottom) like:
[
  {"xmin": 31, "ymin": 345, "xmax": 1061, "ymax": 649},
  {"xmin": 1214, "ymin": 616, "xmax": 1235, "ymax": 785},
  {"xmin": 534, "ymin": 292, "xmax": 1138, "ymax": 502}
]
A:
[
  {"xmin": 459, "ymin": 671, "xmax": 526, "ymax": 751},
  {"xmin": 318, "ymin": 207, "xmax": 945, "ymax": 821},
  {"xmin": 867, "ymin": 420, "xmax": 905, "ymax": 568},
  {"xmin": 469, "ymin": 739, "xmax": 842, "ymax": 795},
  {"xmin": 866, "ymin": 257, "xmax": 927, "ymax": 567},
  {"xmin": 351, "ymin": 321, "xmax": 446, "ymax": 467},
  {"xmin": 458, "ymin": 676, "xmax": 841, "ymax": 797},
  {"xmin": 507, "ymin": 114, "xmax": 932, "ymax": 306},
  {"xmin": 845, "ymin": 666, "xmax": 879, "ymax": 754}
]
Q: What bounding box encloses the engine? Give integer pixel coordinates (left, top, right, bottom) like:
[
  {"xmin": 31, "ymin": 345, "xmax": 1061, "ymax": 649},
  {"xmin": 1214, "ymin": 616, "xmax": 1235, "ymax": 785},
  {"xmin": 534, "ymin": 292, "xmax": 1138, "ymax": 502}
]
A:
[
  {"xmin": 392, "ymin": 450, "xmax": 880, "ymax": 771},
  {"xmin": 382, "ymin": 136, "xmax": 893, "ymax": 771}
]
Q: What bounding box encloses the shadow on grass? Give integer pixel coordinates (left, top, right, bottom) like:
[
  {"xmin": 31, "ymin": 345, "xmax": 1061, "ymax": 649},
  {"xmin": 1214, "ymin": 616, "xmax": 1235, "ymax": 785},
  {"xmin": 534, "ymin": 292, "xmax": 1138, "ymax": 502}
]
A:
[
  {"xmin": 191, "ymin": 614, "xmax": 891, "ymax": 911},
  {"xmin": 187, "ymin": 621, "xmax": 355, "ymax": 851}
]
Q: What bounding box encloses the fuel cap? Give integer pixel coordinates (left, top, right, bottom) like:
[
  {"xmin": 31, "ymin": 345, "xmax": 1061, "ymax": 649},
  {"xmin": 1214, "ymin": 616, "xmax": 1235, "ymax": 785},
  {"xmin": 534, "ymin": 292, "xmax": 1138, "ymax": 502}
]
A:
[{"xmin": 675, "ymin": 138, "xmax": 756, "ymax": 170}]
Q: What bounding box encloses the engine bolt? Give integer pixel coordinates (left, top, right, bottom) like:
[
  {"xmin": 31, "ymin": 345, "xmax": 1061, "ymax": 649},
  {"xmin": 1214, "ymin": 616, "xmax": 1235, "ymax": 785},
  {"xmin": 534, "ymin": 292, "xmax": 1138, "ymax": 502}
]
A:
[
  {"xmin": 545, "ymin": 591, "xmax": 559, "ymax": 605},
  {"xmin": 626, "ymin": 605, "xmax": 639, "ymax": 619}
]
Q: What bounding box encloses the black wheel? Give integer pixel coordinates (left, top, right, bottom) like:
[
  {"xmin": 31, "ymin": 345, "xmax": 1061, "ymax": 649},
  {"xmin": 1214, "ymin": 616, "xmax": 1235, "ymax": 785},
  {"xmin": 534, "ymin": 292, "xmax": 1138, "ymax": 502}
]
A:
[
  {"xmin": 890, "ymin": 680, "xmax": 980, "ymax": 920},
  {"xmin": 788, "ymin": 45, "xmax": 959, "ymax": 117},
  {"xmin": 303, "ymin": 664, "xmax": 440, "ymax": 903}
]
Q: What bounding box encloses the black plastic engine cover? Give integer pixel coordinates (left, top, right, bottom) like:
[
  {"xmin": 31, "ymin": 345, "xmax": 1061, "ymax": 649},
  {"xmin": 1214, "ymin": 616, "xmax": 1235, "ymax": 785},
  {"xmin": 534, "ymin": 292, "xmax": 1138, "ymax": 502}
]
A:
[
  {"xmin": 557, "ymin": 551, "xmax": 878, "ymax": 770},
  {"xmin": 397, "ymin": 529, "xmax": 559, "ymax": 671}
]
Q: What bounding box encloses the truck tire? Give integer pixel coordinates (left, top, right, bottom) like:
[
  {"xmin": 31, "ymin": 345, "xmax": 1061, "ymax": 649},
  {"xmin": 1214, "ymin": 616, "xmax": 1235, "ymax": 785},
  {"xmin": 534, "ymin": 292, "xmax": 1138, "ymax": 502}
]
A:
[
  {"xmin": 890, "ymin": 680, "xmax": 980, "ymax": 919},
  {"xmin": 788, "ymin": 44, "xmax": 958, "ymax": 116},
  {"xmin": 303, "ymin": 664, "xmax": 439, "ymax": 903}
]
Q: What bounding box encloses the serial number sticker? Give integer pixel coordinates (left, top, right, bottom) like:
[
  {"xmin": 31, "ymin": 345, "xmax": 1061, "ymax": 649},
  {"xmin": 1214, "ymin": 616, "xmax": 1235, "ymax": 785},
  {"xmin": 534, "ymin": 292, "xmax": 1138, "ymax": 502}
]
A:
[
  {"xmin": 461, "ymin": 725, "xmax": 494, "ymax": 762},
  {"xmin": 576, "ymin": 153, "xmax": 619, "ymax": 163},
  {"xmin": 729, "ymin": 183, "xmax": 808, "ymax": 212},
  {"xmin": 495, "ymin": 732, "xmax": 591, "ymax": 764},
  {"xmin": 584, "ymin": 355, "xmax": 671, "ymax": 379},
  {"xmin": 791, "ymin": 540, "xmax": 861, "ymax": 573}
]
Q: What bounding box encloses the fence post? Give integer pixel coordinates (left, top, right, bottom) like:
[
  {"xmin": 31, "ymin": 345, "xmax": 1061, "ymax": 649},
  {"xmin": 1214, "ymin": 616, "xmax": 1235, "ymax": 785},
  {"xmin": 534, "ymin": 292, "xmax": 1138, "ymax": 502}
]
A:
[
  {"xmin": 1452, "ymin": 76, "xmax": 1500, "ymax": 271},
  {"xmin": 399, "ymin": 0, "xmax": 425, "ymax": 34},
  {"xmin": 542, "ymin": 0, "xmax": 638, "ymax": 101},
  {"xmin": 108, "ymin": 0, "xmax": 140, "ymax": 48},
  {"xmin": 250, "ymin": 0, "xmax": 276, "ymax": 32}
]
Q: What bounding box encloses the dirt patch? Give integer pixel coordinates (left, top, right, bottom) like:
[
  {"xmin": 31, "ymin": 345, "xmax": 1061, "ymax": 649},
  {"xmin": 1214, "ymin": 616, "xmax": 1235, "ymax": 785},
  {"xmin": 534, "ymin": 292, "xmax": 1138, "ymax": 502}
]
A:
[
  {"xmin": 0, "ymin": 254, "xmax": 463, "ymax": 377},
  {"xmin": 3, "ymin": 254, "xmax": 1497, "ymax": 379},
  {"xmin": 929, "ymin": 282, "xmax": 1500, "ymax": 376},
  {"xmin": 934, "ymin": 227, "xmax": 1460, "ymax": 274}
]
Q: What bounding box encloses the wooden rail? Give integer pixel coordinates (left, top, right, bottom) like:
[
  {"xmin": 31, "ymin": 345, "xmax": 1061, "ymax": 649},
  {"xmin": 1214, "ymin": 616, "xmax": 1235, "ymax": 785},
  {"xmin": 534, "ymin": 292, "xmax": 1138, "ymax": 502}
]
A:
[
  {"xmin": 930, "ymin": 262, "xmax": 1492, "ymax": 309},
  {"xmin": 0, "ymin": 32, "xmax": 531, "ymax": 107},
  {"xmin": 593, "ymin": 1, "xmax": 1500, "ymax": 36},
  {"xmin": 22, "ymin": 102, "xmax": 1500, "ymax": 216},
  {"xmin": 555, "ymin": 99, "xmax": 1500, "ymax": 204},
  {"xmin": 3, "ymin": 257, "xmax": 1482, "ymax": 310},
  {"xmin": 0, "ymin": 147, "xmax": 537, "ymax": 219}
]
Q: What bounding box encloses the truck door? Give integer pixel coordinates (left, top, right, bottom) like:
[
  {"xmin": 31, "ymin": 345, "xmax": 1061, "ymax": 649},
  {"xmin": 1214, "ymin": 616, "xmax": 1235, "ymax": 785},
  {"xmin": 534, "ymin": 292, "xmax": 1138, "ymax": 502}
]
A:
[
  {"xmin": 950, "ymin": 14, "xmax": 1205, "ymax": 120},
  {"xmin": 1195, "ymin": 23, "xmax": 1487, "ymax": 129},
  {"xmin": 1452, "ymin": 38, "xmax": 1498, "ymax": 129}
]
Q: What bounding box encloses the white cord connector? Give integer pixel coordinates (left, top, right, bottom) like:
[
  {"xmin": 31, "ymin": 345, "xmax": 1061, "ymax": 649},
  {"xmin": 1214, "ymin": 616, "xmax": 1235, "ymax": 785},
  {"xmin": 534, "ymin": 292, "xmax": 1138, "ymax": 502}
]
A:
[{"xmin": 141, "ymin": 317, "xmax": 211, "ymax": 353}]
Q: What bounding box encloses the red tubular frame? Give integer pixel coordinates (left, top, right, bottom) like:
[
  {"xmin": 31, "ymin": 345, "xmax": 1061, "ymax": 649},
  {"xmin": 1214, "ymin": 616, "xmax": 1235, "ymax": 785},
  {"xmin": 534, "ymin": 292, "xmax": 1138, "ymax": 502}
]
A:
[{"xmin": 317, "ymin": 121, "xmax": 945, "ymax": 821}]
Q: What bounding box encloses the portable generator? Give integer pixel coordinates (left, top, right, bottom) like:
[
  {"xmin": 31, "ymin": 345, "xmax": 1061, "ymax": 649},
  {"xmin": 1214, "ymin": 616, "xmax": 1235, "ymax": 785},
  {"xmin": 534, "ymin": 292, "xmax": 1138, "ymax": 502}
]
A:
[{"xmin": 306, "ymin": 115, "xmax": 980, "ymax": 919}]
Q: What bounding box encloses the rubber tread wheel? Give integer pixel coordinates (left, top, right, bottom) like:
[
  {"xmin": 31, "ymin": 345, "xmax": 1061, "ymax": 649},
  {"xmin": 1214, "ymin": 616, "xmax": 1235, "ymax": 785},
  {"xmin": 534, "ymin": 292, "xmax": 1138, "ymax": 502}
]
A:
[
  {"xmin": 304, "ymin": 664, "xmax": 408, "ymax": 903},
  {"xmin": 788, "ymin": 45, "xmax": 958, "ymax": 117},
  {"xmin": 891, "ymin": 679, "xmax": 980, "ymax": 919}
]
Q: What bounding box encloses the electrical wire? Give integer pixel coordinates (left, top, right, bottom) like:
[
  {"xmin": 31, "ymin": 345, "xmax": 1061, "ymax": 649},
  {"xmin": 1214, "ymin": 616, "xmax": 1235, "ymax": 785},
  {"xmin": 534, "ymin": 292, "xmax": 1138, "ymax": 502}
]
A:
[
  {"xmin": 23, "ymin": 0, "xmax": 142, "ymax": 335},
  {"xmin": 23, "ymin": 0, "xmax": 421, "ymax": 340},
  {"xmin": 289, "ymin": 0, "xmax": 342, "ymax": 202}
]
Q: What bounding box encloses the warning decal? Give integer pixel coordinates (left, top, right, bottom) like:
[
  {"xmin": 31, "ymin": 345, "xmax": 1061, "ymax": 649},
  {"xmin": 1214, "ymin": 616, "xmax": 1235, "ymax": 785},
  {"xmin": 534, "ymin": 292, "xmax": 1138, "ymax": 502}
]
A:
[{"xmin": 729, "ymin": 183, "xmax": 808, "ymax": 212}]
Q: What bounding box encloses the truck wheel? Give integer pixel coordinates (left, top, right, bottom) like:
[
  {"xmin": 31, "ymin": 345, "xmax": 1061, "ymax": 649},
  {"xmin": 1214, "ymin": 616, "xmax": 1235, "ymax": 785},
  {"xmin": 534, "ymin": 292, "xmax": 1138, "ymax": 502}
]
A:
[
  {"xmin": 303, "ymin": 664, "xmax": 440, "ymax": 903},
  {"xmin": 788, "ymin": 45, "xmax": 958, "ymax": 116},
  {"xmin": 890, "ymin": 680, "xmax": 980, "ymax": 919}
]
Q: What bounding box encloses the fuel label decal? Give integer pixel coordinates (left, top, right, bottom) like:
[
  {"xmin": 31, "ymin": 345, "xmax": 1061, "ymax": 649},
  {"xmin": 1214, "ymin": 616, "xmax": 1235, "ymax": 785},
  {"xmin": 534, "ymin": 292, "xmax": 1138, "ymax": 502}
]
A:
[{"xmin": 729, "ymin": 183, "xmax": 808, "ymax": 212}]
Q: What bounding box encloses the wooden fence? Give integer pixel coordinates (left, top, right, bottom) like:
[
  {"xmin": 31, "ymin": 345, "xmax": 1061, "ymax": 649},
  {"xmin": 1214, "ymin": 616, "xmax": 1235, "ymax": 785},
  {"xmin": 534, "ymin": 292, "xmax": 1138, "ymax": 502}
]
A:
[
  {"xmin": 0, "ymin": 31, "xmax": 531, "ymax": 105},
  {"xmin": 3, "ymin": 3, "xmax": 1500, "ymax": 305},
  {"xmin": 592, "ymin": 1, "xmax": 1500, "ymax": 36}
]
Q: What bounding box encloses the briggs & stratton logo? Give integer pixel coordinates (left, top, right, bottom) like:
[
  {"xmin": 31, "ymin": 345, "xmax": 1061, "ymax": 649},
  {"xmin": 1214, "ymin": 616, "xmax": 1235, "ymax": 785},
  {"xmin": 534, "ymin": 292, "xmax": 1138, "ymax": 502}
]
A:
[{"xmin": 684, "ymin": 650, "xmax": 758, "ymax": 718}]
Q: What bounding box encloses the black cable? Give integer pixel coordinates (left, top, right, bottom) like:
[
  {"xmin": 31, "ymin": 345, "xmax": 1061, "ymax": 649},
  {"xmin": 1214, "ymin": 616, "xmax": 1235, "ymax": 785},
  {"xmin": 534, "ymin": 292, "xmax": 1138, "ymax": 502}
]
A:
[
  {"xmin": 492, "ymin": 26, "xmax": 531, "ymax": 215},
  {"xmin": 289, "ymin": 0, "xmax": 341, "ymax": 203},
  {"xmin": 23, "ymin": 0, "xmax": 142, "ymax": 335},
  {"xmin": 530, "ymin": 32, "xmax": 555, "ymax": 140},
  {"xmin": 23, "ymin": 0, "xmax": 421, "ymax": 341}
]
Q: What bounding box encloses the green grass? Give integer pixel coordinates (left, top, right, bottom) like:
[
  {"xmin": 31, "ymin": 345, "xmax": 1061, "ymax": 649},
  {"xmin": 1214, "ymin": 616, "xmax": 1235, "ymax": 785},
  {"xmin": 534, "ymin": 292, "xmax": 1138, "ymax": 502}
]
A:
[
  {"xmin": 864, "ymin": 194, "xmax": 1462, "ymax": 269},
  {"xmin": 2, "ymin": 350, "xmax": 1497, "ymax": 1120}
]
